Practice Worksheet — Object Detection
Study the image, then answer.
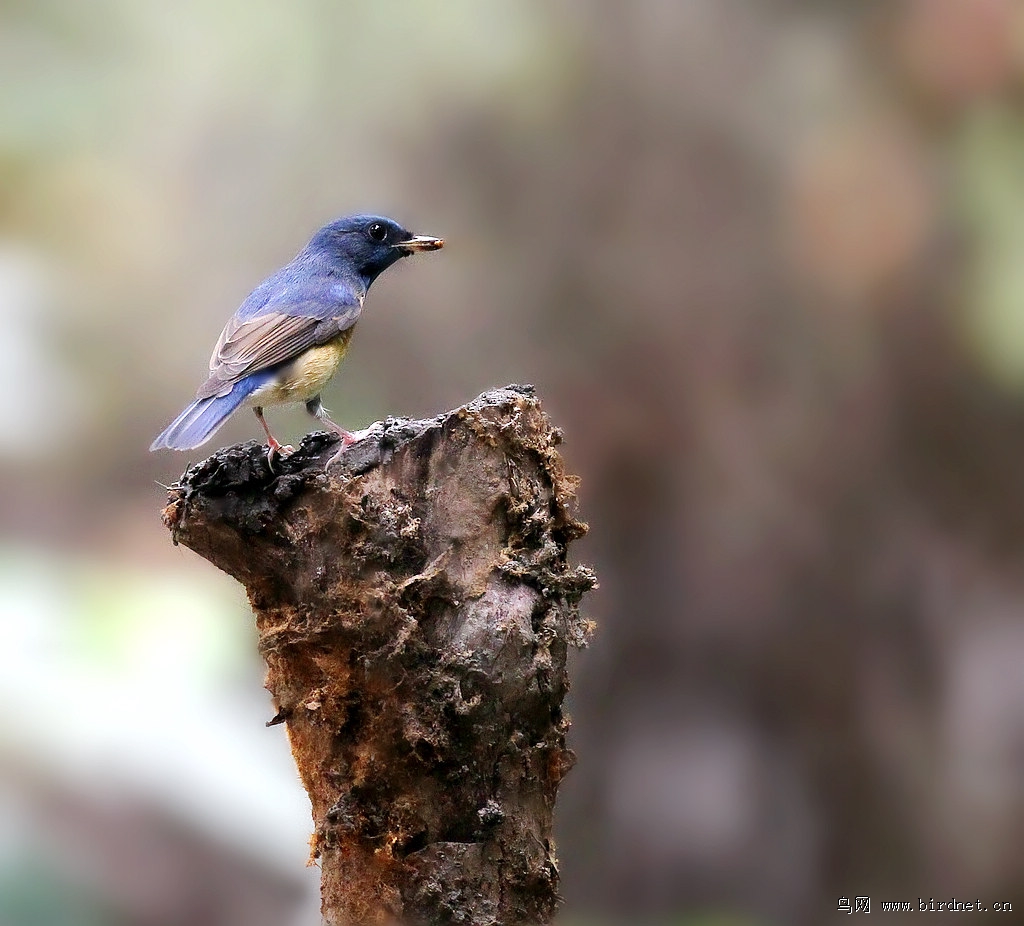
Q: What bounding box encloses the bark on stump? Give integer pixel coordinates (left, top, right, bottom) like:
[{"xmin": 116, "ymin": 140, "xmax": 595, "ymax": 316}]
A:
[{"xmin": 159, "ymin": 385, "xmax": 594, "ymax": 926}]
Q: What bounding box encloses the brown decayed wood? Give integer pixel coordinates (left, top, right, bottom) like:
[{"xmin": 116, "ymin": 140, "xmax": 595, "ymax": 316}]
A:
[{"xmin": 160, "ymin": 386, "xmax": 594, "ymax": 925}]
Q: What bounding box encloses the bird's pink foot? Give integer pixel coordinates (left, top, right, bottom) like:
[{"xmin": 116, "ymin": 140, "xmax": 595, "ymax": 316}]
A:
[
  {"xmin": 325, "ymin": 430, "xmax": 362, "ymax": 470},
  {"xmin": 266, "ymin": 437, "xmax": 295, "ymax": 471}
]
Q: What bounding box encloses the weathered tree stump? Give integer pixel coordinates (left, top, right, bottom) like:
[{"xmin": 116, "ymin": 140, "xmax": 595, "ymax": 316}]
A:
[{"xmin": 160, "ymin": 385, "xmax": 594, "ymax": 926}]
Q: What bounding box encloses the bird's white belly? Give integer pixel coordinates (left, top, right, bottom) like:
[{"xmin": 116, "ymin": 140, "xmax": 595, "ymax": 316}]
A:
[{"xmin": 248, "ymin": 332, "xmax": 353, "ymax": 407}]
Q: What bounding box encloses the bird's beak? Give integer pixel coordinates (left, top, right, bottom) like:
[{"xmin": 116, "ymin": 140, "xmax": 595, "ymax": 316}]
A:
[{"xmin": 395, "ymin": 234, "xmax": 444, "ymax": 254}]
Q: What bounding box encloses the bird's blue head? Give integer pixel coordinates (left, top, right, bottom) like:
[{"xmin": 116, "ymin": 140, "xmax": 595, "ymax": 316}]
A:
[{"xmin": 304, "ymin": 214, "xmax": 443, "ymax": 287}]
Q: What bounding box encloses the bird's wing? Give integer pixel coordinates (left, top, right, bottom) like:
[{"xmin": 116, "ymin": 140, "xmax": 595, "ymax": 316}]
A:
[{"xmin": 196, "ymin": 301, "xmax": 361, "ymax": 399}]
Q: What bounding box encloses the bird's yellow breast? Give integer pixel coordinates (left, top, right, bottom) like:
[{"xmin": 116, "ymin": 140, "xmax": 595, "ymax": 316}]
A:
[{"xmin": 252, "ymin": 329, "xmax": 354, "ymax": 406}]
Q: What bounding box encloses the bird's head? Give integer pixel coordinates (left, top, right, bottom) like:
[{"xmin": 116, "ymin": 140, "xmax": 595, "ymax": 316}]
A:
[{"xmin": 305, "ymin": 214, "xmax": 443, "ymax": 286}]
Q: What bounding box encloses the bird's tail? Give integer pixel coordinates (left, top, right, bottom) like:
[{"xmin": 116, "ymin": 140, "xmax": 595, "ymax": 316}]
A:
[{"xmin": 150, "ymin": 377, "xmax": 262, "ymax": 451}]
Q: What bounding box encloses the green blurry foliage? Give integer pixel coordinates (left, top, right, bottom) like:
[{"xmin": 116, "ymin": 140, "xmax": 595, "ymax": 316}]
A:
[{"xmin": 958, "ymin": 105, "xmax": 1024, "ymax": 389}]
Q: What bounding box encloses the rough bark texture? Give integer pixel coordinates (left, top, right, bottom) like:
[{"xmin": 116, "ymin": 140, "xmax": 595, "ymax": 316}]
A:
[{"xmin": 160, "ymin": 385, "xmax": 595, "ymax": 926}]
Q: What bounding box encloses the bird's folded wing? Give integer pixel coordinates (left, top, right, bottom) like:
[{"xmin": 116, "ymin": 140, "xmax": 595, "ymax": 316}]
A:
[{"xmin": 196, "ymin": 305, "xmax": 359, "ymax": 399}]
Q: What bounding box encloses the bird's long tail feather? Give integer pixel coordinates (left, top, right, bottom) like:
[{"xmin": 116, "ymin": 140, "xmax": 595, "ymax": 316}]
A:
[{"xmin": 150, "ymin": 376, "xmax": 264, "ymax": 451}]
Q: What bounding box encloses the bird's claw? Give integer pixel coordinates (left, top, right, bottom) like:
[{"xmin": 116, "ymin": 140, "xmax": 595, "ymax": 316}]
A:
[
  {"xmin": 266, "ymin": 442, "xmax": 295, "ymax": 472},
  {"xmin": 325, "ymin": 431, "xmax": 363, "ymax": 471}
]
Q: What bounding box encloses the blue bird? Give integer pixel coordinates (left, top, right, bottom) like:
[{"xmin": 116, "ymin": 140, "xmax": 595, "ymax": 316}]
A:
[{"xmin": 150, "ymin": 214, "xmax": 443, "ymax": 464}]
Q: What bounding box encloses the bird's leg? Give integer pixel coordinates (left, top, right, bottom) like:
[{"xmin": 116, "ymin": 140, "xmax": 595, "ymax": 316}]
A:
[
  {"xmin": 308, "ymin": 396, "xmax": 366, "ymax": 470},
  {"xmin": 306, "ymin": 396, "xmax": 356, "ymax": 446},
  {"xmin": 253, "ymin": 406, "xmax": 294, "ymax": 468}
]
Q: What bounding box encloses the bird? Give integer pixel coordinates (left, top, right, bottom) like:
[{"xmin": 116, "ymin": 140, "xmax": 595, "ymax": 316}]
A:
[{"xmin": 150, "ymin": 214, "xmax": 443, "ymax": 466}]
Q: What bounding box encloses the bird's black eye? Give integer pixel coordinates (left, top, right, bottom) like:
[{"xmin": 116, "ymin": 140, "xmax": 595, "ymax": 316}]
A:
[{"xmin": 367, "ymin": 222, "xmax": 387, "ymax": 243}]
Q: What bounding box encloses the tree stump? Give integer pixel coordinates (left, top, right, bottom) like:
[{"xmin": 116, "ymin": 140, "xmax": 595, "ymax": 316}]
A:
[{"xmin": 159, "ymin": 385, "xmax": 595, "ymax": 926}]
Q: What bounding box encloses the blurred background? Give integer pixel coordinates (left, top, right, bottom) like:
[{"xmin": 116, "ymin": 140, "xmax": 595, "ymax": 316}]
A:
[{"xmin": 3, "ymin": 0, "xmax": 1024, "ymax": 923}]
